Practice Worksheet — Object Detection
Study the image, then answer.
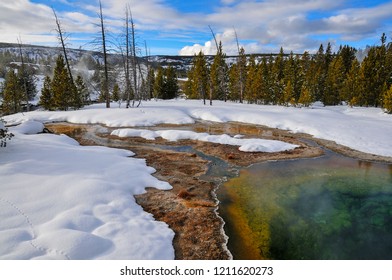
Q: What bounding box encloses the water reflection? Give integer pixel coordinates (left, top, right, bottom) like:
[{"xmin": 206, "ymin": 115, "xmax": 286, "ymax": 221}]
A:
[{"xmin": 219, "ymin": 154, "xmax": 392, "ymax": 260}]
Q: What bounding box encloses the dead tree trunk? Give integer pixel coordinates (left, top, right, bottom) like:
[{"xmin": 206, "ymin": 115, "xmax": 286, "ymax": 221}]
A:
[
  {"xmin": 53, "ymin": 8, "xmax": 74, "ymax": 86},
  {"xmin": 99, "ymin": 1, "xmax": 110, "ymax": 108},
  {"xmin": 234, "ymin": 27, "xmax": 244, "ymax": 103},
  {"xmin": 17, "ymin": 37, "xmax": 29, "ymax": 111},
  {"xmin": 130, "ymin": 8, "xmax": 138, "ymax": 107}
]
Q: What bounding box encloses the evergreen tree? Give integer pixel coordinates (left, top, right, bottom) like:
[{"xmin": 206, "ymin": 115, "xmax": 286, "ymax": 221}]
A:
[
  {"xmin": 337, "ymin": 45, "xmax": 357, "ymax": 75},
  {"xmin": 298, "ymin": 84, "xmax": 313, "ymax": 107},
  {"xmin": 75, "ymin": 75, "xmax": 89, "ymax": 106},
  {"xmin": 184, "ymin": 64, "xmax": 196, "ymax": 99},
  {"xmin": 210, "ymin": 41, "xmax": 229, "ymax": 101},
  {"xmin": 193, "ymin": 51, "xmax": 209, "ymax": 104},
  {"xmin": 2, "ymin": 69, "xmax": 24, "ymax": 115},
  {"xmin": 313, "ymin": 44, "xmax": 327, "ymax": 102},
  {"xmin": 325, "ymin": 56, "xmax": 345, "ymax": 105},
  {"xmin": 163, "ymin": 65, "xmax": 178, "ymax": 99},
  {"xmin": 341, "ymin": 59, "xmax": 362, "ymax": 105},
  {"xmin": 39, "ymin": 75, "xmax": 54, "ymax": 110},
  {"xmin": 52, "ymin": 55, "xmax": 73, "ymax": 110},
  {"xmin": 283, "ymin": 80, "xmax": 295, "ymax": 106},
  {"xmin": 260, "ymin": 56, "xmax": 272, "ymax": 104},
  {"xmin": 18, "ymin": 66, "xmax": 37, "ymax": 102},
  {"xmin": 272, "ymin": 47, "xmax": 285, "ymax": 104},
  {"xmin": 382, "ymin": 84, "xmax": 392, "ymax": 113},
  {"xmin": 244, "ymin": 55, "xmax": 257, "ymax": 103},
  {"xmin": 145, "ymin": 67, "xmax": 155, "ymax": 100},
  {"xmin": 153, "ymin": 67, "xmax": 164, "ymax": 99},
  {"xmin": 228, "ymin": 64, "xmax": 239, "ymax": 101},
  {"xmin": 284, "ymin": 52, "xmax": 302, "ymax": 104},
  {"xmin": 112, "ymin": 83, "xmax": 120, "ymax": 102}
]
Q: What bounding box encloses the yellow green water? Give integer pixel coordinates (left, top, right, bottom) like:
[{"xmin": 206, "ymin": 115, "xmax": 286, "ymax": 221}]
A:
[{"xmin": 219, "ymin": 155, "xmax": 392, "ymax": 260}]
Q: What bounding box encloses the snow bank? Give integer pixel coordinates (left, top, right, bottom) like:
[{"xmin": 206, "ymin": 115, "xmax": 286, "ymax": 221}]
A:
[
  {"xmin": 2, "ymin": 99, "xmax": 392, "ymax": 156},
  {"xmin": 0, "ymin": 121, "xmax": 174, "ymax": 260},
  {"xmin": 11, "ymin": 120, "xmax": 44, "ymax": 134},
  {"xmin": 111, "ymin": 128, "xmax": 298, "ymax": 153}
]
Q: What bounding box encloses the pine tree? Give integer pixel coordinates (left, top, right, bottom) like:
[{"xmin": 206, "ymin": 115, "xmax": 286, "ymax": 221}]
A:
[
  {"xmin": 163, "ymin": 65, "xmax": 179, "ymax": 99},
  {"xmin": 298, "ymin": 84, "xmax": 313, "ymax": 107},
  {"xmin": 341, "ymin": 59, "xmax": 362, "ymax": 105},
  {"xmin": 284, "ymin": 52, "xmax": 302, "ymax": 104},
  {"xmin": 184, "ymin": 64, "xmax": 196, "ymax": 99},
  {"xmin": 192, "ymin": 51, "xmax": 209, "ymax": 103},
  {"xmin": 39, "ymin": 75, "xmax": 54, "ymax": 110},
  {"xmin": 313, "ymin": 44, "xmax": 326, "ymax": 102},
  {"xmin": 153, "ymin": 67, "xmax": 164, "ymax": 99},
  {"xmin": 382, "ymin": 84, "xmax": 392, "ymax": 113},
  {"xmin": 18, "ymin": 67, "xmax": 37, "ymax": 102},
  {"xmin": 325, "ymin": 56, "xmax": 345, "ymax": 105},
  {"xmin": 244, "ymin": 55, "xmax": 257, "ymax": 103},
  {"xmin": 272, "ymin": 47, "xmax": 285, "ymax": 104},
  {"xmin": 52, "ymin": 55, "xmax": 73, "ymax": 110},
  {"xmin": 260, "ymin": 56, "xmax": 272, "ymax": 104},
  {"xmin": 337, "ymin": 45, "xmax": 357, "ymax": 75},
  {"xmin": 283, "ymin": 80, "xmax": 295, "ymax": 106},
  {"xmin": 112, "ymin": 83, "xmax": 120, "ymax": 102},
  {"xmin": 210, "ymin": 41, "xmax": 228, "ymax": 101},
  {"xmin": 2, "ymin": 69, "xmax": 24, "ymax": 115},
  {"xmin": 228, "ymin": 64, "xmax": 239, "ymax": 101},
  {"xmin": 145, "ymin": 67, "xmax": 155, "ymax": 100},
  {"xmin": 75, "ymin": 75, "xmax": 88, "ymax": 106}
]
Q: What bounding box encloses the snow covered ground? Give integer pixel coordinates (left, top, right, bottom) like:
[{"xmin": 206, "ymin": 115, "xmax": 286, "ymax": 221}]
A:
[
  {"xmin": 110, "ymin": 128, "xmax": 298, "ymax": 152},
  {"xmin": 4, "ymin": 99, "xmax": 392, "ymax": 156},
  {"xmin": 0, "ymin": 121, "xmax": 174, "ymax": 260},
  {"xmin": 1, "ymin": 99, "xmax": 392, "ymax": 260}
]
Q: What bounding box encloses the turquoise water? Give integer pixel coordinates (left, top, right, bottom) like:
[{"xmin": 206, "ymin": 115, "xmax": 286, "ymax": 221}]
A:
[{"xmin": 220, "ymin": 154, "xmax": 392, "ymax": 260}]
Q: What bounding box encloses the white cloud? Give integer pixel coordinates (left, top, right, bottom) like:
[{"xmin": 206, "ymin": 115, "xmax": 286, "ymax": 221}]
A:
[
  {"xmin": 179, "ymin": 0, "xmax": 392, "ymax": 54},
  {"xmin": 0, "ymin": 0, "xmax": 391, "ymax": 54}
]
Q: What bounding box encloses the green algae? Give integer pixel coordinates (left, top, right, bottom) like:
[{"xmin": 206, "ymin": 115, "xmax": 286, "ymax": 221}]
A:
[{"xmin": 219, "ymin": 155, "xmax": 392, "ymax": 259}]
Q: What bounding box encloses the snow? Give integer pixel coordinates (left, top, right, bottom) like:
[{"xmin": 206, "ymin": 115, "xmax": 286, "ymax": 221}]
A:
[
  {"xmin": 4, "ymin": 99, "xmax": 391, "ymax": 156},
  {"xmin": 0, "ymin": 121, "xmax": 174, "ymax": 260},
  {"xmin": 111, "ymin": 128, "xmax": 298, "ymax": 152},
  {"xmin": 1, "ymin": 99, "xmax": 392, "ymax": 260}
]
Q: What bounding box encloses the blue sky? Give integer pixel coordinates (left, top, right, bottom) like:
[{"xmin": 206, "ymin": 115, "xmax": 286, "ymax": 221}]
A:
[{"xmin": 1, "ymin": 0, "xmax": 392, "ymax": 55}]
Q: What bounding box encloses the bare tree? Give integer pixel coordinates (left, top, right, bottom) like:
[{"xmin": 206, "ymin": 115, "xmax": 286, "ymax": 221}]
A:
[
  {"xmin": 234, "ymin": 27, "xmax": 245, "ymax": 103},
  {"xmin": 129, "ymin": 7, "xmax": 139, "ymax": 107},
  {"xmin": 17, "ymin": 37, "xmax": 29, "ymax": 111},
  {"xmin": 208, "ymin": 25, "xmax": 219, "ymax": 106},
  {"xmin": 53, "ymin": 8, "xmax": 74, "ymax": 86},
  {"xmin": 98, "ymin": 0, "xmax": 110, "ymax": 108},
  {"xmin": 118, "ymin": 5, "xmax": 132, "ymax": 108}
]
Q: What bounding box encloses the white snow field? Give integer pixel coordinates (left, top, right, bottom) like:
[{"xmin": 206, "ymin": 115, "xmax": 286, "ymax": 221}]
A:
[{"xmin": 1, "ymin": 99, "xmax": 391, "ymax": 259}]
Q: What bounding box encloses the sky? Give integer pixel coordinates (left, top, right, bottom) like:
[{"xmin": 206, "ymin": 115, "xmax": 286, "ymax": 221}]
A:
[{"xmin": 0, "ymin": 0, "xmax": 392, "ymax": 55}]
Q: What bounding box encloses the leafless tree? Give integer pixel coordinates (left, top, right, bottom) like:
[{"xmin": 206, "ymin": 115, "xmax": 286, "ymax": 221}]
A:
[
  {"xmin": 98, "ymin": 0, "xmax": 110, "ymax": 108},
  {"xmin": 234, "ymin": 27, "xmax": 245, "ymax": 103},
  {"xmin": 17, "ymin": 37, "xmax": 29, "ymax": 111},
  {"xmin": 53, "ymin": 8, "xmax": 74, "ymax": 86}
]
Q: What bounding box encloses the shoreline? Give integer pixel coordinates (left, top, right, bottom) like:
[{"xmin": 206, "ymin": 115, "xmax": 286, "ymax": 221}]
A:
[{"xmin": 45, "ymin": 121, "xmax": 392, "ymax": 260}]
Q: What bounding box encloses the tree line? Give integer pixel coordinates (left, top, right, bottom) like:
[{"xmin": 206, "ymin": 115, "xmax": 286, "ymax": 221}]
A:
[{"xmin": 185, "ymin": 33, "xmax": 392, "ymax": 113}]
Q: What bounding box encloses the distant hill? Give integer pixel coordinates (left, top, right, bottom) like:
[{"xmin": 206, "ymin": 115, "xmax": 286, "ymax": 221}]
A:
[{"xmin": 0, "ymin": 42, "xmax": 291, "ymax": 77}]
